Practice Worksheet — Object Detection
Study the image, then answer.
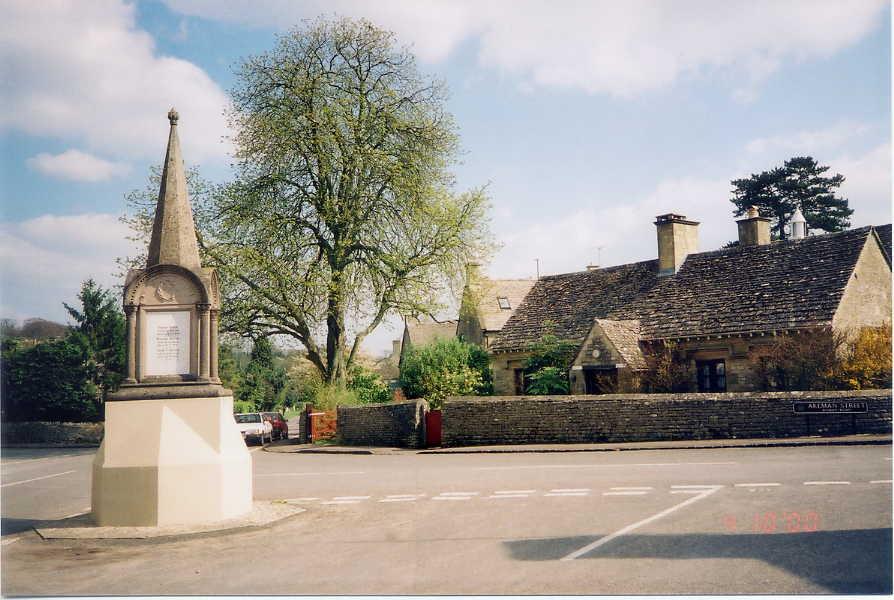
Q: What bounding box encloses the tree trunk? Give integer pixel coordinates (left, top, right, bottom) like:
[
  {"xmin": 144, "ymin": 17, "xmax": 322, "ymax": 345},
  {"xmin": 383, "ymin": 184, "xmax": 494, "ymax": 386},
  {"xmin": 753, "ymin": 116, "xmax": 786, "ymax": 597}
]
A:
[{"xmin": 325, "ymin": 271, "xmax": 348, "ymax": 388}]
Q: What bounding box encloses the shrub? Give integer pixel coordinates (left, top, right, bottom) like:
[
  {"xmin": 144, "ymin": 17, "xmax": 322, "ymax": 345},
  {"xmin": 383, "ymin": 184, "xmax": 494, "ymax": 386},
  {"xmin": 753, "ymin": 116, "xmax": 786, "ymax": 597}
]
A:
[
  {"xmin": 752, "ymin": 329, "xmax": 840, "ymax": 391},
  {"xmin": 233, "ymin": 400, "xmax": 256, "ymax": 414},
  {"xmin": 522, "ymin": 328, "xmax": 577, "ymax": 395},
  {"xmin": 399, "ymin": 338, "xmax": 492, "ymax": 408},
  {"xmin": 2, "ymin": 336, "xmax": 100, "ymax": 422},
  {"xmin": 751, "ymin": 325, "xmax": 892, "ymax": 392},
  {"xmin": 641, "ymin": 341, "xmax": 692, "ymax": 393},
  {"xmin": 348, "ymin": 365, "xmax": 391, "ymax": 404},
  {"xmin": 836, "ymin": 324, "xmax": 892, "ymax": 390}
]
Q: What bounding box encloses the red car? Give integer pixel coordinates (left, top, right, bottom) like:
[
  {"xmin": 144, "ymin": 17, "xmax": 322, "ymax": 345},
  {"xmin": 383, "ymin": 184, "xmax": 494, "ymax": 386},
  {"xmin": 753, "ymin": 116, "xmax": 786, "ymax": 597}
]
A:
[{"xmin": 261, "ymin": 412, "xmax": 289, "ymax": 440}]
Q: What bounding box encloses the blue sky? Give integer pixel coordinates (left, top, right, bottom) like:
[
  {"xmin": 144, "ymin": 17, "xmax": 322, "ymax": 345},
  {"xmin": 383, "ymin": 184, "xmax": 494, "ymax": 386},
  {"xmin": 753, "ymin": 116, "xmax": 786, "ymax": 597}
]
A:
[{"xmin": 1, "ymin": 0, "xmax": 891, "ymax": 356}]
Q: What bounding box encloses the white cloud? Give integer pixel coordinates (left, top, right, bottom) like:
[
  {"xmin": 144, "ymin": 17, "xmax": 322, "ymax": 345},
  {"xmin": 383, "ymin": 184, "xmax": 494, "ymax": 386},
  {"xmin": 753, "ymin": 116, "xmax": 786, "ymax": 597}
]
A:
[
  {"xmin": 1, "ymin": 0, "xmax": 230, "ymax": 163},
  {"xmin": 489, "ymin": 137, "xmax": 891, "ymax": 280},
  {"xmin": 163, "ymin": 0, "xmax": 886, "ymax": 98},
  {"xmin": 26, "ymin": 149, "xmax": 130, "ymax": 182},
  {"xmin": 0, "ymin": 213, "xmax": 139, "ymax": 323},
  {"xmin": 745, "ymin": 121, "xmax": 874, "ymax": 157},
  {"xmin": 833, "ymin": 143, "xmax": 892, "ymax": 227},
  {"xmin": 490, "ymin": 176, "xmax": 735, "ymax": 279}
]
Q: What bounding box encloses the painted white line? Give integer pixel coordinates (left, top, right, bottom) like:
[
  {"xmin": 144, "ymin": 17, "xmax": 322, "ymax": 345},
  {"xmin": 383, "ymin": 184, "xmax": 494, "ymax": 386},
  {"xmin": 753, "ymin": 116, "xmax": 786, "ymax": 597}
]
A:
[
  {"xmin": 487, "ymin": 494, "xmax": 530, "ymax": 499},
  {"xmin": 432, "ymin": 496, "xmax": 471, "ymax": 501},
  {"xmin": 549, "ymin": 488, "xmax": 590, "ymax": 493},
  {"xmin": 544, "ymin": 492, "xmax": 589, "ymax": 497},
  {"xmin": 438, "ymin": 492, "xmax": 479, "ymax": 496},
  {"xmin": 61, "ymin": 510, "xmax": 90, "ymax": 519},
  {"xmin": 670, "ymin": 490, "xmax": 704, "ymax": 495},
  {"xmin": 494, "ymin": 490, "xmax": 536, "ymax": 494},
  {"xmin": 671, "ymin": 485, "xmax": 722, "ymax": 489},
  {"xmin": 610, "ymin": 487, "xmax": 653, "ymax": 491},
  {"xmin": 734, "ymin": 483, "xmax": 781, "ymax": 487},
  {"xmin": 1, "ymin": 538, "xmax": 20, "ymax": 546},
  {"xmin": 804, "ymin": 481, "xmax": 850, "ymax": 486},
  {"xmin": 870, "ymin": 480, "xmax": 892, "ymax": 484},
  {"xmin": 560, "ymin": 486, "xmax": 722, "ymax": 561},
  {"xmin": 1, "ymin": 470, "xmax": 76, "ymax": 488},
  {"xmin": 385, "ymin": 494, "xmax": 424, "ymax": 499},
  {"xmin": 379, "ymin": 498, "xmax": 418, "ymax": 503},
  {"xmin": 603, "ymin": 491, "xmax": 649, "ymax": 496},
  {"xmin": 332, "ymin": 496, "xmax": 370, "ymax": 501},
  {"xmin": 476, "ymin": 462, "xmax": 737, "ymax": 471}
]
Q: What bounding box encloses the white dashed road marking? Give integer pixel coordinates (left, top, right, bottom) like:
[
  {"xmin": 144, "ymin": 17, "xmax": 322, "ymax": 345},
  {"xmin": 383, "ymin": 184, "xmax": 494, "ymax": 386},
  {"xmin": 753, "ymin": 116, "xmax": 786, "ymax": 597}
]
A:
[
  {"xmin": 603, "ymin": 491, "xmax": 649, "ymax": 496},
  {"xmin": 549, "ymin": 488, "xmax": 590, "ymax": 493},
  {"xmin": 1, "ymin": 471, "xmax": 77, "ymax": 488},
  {"xmin": 433, "ymin": 496, "xmax": 471, "ymax": 501},
  {"xmin": 438, "ymin": 492, "xmax": 479, "ymax": 496},
  {"xmin": 670, "ymin": 490, "xmax": 705, "ymax": 495},
  {"xmin": 561, "ymin": 486, "xmax": 723, "ymax": 561},
  {"xmin": 487, "ymin": 494, "xmax": 530, "ymax": 499},
  {"xmin": 494, "ymin": 490, "xmax": 536, "ymax": 494},
  {"xmin": 734, "ymin": 483, "xmax": 781, "ymax": 487},
  {"xmin": 610, "ymin": 487, "xmax": 653, "ymax": 491},
  {"xmin": 804, "ymin": 481, "xmax": 850, "ymax": 486},
  {"xmin": 870, "ymin": 480, "xmax": 892, "ymax": 484},
  {"xmin": 544, "ymin": 492, "xmax": 589, "ymax": 497},
  {"xmin": 671, "ymin": 485, "xmax": 721, "ymax": 489},
  {"xmin": 475, "ymin": 462, "xmax": 737, "ymax": 471}
]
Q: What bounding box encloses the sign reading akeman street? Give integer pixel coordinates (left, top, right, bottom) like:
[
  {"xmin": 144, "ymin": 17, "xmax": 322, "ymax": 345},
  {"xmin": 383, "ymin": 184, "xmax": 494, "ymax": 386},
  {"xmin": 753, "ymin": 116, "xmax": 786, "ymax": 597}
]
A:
[{"xmin": 793, "ymin": 401, "xmax": 869, "ymax": 414}]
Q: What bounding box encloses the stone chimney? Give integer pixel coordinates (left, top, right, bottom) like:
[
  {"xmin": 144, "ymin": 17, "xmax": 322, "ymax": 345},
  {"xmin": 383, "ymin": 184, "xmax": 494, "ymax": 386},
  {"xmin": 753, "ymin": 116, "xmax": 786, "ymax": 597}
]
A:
[
  {"xmin": 736, "ymin": 206, "xmax": 771, "ymax": 247},
  {"xmin": 790, "ymin": 207, "xmax": 807, "ymax": 239},
  {"xmin": 655, "ymin": 213, "xmax": 699, "ymax": 276}
]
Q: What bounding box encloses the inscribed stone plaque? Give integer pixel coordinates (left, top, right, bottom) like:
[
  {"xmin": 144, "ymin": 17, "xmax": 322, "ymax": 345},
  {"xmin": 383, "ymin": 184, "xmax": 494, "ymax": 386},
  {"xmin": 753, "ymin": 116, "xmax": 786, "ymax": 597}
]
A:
[{"xmin": 145, "ymin": 311, "xmax": 190, "ymax": 376}]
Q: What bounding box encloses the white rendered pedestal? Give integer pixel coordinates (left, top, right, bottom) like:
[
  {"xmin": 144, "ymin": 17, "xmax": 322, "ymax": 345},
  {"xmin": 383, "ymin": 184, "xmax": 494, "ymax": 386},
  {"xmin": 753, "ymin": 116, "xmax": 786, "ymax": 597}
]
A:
[{"xmin": 91, "ymin": 395, "xmax": 252, "ymax": 526}]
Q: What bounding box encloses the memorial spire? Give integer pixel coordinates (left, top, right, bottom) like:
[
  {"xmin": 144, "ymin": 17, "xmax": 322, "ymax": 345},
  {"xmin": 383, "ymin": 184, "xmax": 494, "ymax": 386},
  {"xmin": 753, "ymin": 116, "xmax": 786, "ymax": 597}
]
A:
[{"xmin": 146, "ymin": 108, "xmax": 202, "ymax": 271}]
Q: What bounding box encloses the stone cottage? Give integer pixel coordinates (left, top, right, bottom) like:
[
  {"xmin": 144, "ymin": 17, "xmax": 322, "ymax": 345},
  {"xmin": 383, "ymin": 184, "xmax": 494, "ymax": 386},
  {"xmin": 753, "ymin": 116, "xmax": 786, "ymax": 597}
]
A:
[
  {"xmin": 490, "ymin": 212, "xmax": 892, "ymax": 395},
  {"xmin": 393, "ymin": 267, "xmax": 536, "ymax": 367}
]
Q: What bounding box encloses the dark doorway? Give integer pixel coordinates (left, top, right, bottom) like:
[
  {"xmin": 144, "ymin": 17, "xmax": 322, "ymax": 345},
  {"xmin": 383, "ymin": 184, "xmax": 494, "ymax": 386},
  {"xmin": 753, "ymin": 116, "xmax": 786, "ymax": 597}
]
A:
[{"xmin": 584, "ymin": 368, "xmax": 618, "ymax": 394}]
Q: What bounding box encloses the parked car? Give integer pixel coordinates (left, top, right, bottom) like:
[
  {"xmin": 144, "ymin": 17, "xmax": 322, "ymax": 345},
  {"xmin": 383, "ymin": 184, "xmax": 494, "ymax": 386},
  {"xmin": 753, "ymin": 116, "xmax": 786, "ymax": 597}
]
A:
[
  {"xmin": 261, "ymin": 412, "xmax": 289, "ymax": 440},
  {"xmin": 234, "ymin": 412, "xmax": 273, "ymax": 445}
]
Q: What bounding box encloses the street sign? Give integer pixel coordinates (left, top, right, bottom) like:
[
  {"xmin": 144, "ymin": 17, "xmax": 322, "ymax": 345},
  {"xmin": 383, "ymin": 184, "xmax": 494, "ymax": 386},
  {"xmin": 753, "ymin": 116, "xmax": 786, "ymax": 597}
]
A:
[{"xmin": 793, "ymin": 401, "xmax": 868, "ymax": 414}]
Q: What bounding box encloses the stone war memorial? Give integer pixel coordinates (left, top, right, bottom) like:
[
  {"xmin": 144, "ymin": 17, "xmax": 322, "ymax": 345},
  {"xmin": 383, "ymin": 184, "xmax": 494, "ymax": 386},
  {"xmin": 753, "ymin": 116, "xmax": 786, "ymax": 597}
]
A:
[{"xmin": 91, "ymin": 109, "xmax": 252, "ymax": 526}]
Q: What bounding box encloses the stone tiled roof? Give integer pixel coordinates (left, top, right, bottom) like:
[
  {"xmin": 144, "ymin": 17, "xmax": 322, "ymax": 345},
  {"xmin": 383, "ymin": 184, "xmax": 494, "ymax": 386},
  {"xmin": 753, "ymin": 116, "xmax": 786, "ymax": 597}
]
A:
[
  {"xmin": 490, "ymin": 260, "xmax": 660, "ymax": 353},
  {"xmin": 874, "ymin": 224, "xmax": 891, "ymax": 259},
  {"xmin": 476, "ymin": 278, "xmax": 536, "ymax": 332},
  {"xmin": 405, "ymin": 319, "xmax": 457, "ymax": 347},
  {"xmin": 595, "ymin": 319, "xmax": 647, "ymax": 370},
  {"xmin": 630, "ymin": 226, "xmax": 875, "ymax": 340}
]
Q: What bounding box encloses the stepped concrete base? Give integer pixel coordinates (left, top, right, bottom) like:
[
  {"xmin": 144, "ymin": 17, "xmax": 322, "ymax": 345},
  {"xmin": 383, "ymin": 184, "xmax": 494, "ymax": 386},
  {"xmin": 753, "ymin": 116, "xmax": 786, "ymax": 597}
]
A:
[{"xmin": 91, "ymin": 395, "xmax": 252, "ymax": 527}]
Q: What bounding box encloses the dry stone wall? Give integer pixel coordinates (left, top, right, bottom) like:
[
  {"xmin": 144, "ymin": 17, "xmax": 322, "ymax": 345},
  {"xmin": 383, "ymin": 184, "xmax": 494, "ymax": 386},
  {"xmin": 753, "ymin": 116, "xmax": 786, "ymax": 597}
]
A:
[
  {"xmin": 337, "ymin": 400, "xmax": 428, "ymax": 448},
  {"xmin": 442, "ymin": 390, "xmax": 891, "ymax": 447},
  {"xmin": 2, "ymin": 421, "xmax": 104, "ymax": 446}
]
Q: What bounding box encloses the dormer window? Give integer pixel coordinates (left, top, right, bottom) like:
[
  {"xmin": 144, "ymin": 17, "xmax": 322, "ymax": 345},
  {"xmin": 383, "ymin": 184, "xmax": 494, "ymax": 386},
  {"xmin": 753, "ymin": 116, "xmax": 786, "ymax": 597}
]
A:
[{"xmin": 497, "ymin": 296, "xmax": 511, "ymax": 310}]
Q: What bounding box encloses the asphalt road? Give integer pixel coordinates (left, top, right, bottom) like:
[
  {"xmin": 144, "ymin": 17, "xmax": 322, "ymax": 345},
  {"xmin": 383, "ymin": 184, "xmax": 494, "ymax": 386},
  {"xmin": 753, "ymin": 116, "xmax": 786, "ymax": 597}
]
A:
[{"xmin": 1, "ymin": 444, "xmax": 891, "ymax": 595}]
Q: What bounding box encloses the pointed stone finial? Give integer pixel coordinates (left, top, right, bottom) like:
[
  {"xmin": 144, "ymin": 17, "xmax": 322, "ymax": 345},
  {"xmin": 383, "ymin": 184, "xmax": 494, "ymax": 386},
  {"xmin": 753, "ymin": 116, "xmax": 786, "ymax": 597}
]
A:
[{"xmin": 146, "ymin": 109, "xmax": 202, "ymax": 271}]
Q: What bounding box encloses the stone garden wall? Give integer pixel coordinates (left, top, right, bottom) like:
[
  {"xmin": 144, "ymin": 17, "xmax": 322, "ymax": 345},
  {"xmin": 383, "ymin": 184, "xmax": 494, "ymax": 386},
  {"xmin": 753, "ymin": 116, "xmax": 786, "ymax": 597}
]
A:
[
  {"xmin": 2, "ymin": 421, "xmax": 104, "ymax": 446},
  {"xmin": 442, "ymin": 390, "xmax": 892, "ymax": 447},
  {"xmin": 337, "ymin": 400, "xmax": 428, "ymax": 448}
]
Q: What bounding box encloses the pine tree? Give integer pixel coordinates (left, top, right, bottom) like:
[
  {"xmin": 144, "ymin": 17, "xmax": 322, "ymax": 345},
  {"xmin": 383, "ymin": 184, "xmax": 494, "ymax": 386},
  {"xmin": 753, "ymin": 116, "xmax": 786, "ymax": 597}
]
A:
[{"xmin": 730, "ymin": 156, "xmax": 852, "ymax": 240}]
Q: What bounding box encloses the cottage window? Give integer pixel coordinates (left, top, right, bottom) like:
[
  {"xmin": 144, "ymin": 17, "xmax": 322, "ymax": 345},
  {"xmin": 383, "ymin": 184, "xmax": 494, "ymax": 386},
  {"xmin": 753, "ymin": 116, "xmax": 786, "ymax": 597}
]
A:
[
  {"xmin": 696, "ymin": 359, "xmax": 726, "ymax": 392},
  {"xmin": 497, "ymin": 296, "xmax": 511, "ymax": 310}
]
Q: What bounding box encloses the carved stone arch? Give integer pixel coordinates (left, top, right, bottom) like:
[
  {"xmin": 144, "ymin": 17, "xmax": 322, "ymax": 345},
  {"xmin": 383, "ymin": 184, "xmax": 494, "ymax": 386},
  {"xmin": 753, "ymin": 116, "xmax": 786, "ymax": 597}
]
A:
[{"xmin": 125, "ymin": 264, "xmax": 211, "ymax": 306}]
